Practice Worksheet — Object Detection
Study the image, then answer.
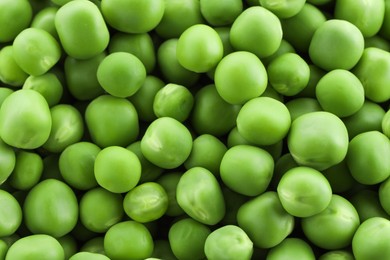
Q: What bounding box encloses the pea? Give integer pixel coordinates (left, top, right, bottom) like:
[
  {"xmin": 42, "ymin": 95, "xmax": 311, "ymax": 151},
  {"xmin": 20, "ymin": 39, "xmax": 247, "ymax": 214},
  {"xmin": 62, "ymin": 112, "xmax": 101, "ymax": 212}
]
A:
[
  {"xmin": 0, "ymin": 89, "xmax": 52, "ymax": 149},
  {"xmin": 227, "ymin": 127, "xmax": 252, "ymax": 147},
  {"xmin": 104, "ymin": 221, "xmax": 154, "ymax": 260},
  {"xmin": 80, "ymin": 237, "xmax": 105, "ymax": 254},
  {"xmin": 0, "ymin": 240, "xmax": 7, "ymax": 260},
  {"xmin": 200, "ymin": 0, "xmax": 243, "ymax": 26},
  {"xmin": 230, "ymin": 7, "xmax": 283, "ymax": 58},
  {"xmin": 365, "ymin": 35, "xmax": 390, "ymax": 51},
  {"xmin": 0, "ymin": 87, "xmax": 13, "ymax": 106},
  {"xmin": 285, "ymin": 98, "xmax": 322, "ymax": 122},
  {"xmin": 237, "ymin": 97, "xmax": 291, "ymax": 146},
  {"xmin": 237, "ymin": 191, "xmax": 295, "ymax": 248},
  {"xmin": 176, "ymin": 167, "xmax": 225, "ymax": 225},
  {"xmin": 23, "ymin": 179, "xmax": 78, "ymax": 237},
  {"xmin": 266, "ymin": 238, "xmax": 315, "ymax": 260},
  {"xmin": 168, "ymin": 218, "xmax": 211, "ymax": 260},
  {"xmin": 379, "ymin": 177, "xmax": 390, "ymax": 215},
  {"xmin": 31, "ymin": 6, "xmax": 58, "ymax": 40},
  {"xmin": 94, "ymin": 146, "xmax": 141, "ymax": 193},
  {"xmin": 0, "ymin": 0, "xmax": 32, "ymax": 43},
  {"xmin": 69, "ymin": 252, "xmax": 110, "ymax": 260},
  {"xmin": 0, "ymin": 139, "xmax": 15, "ymax": 184},
  {"xmin": 261, "ymin": 39, "xmax": 296, "ymax": 67},
  {"xmin": 141, "ymin": 117, "xmax": 192, "ymax": 169},
  {"xmin": 57, "ymin": 235, "xmax": 77, "ymax": 260},
  {"xmin": 204, "ymin": 225, "xmax": 253, "ymax": 260},
  {"xmin": 297, "ymin": 64, "xmax": 326, "ymax": 98},
  {"xmin": 8, "ymin": 150, "xmax": 43, "ymax": 190},
  {"xmin": 156, "ymin": 172, "xmax": 184, "ymax": 217},
  {"xmin": 321, "ymin": 160, "xmax": 356, "ymax": 194},
  {"xmin": 0, "ymin": 190, "xmax": 22, "ymax": 237},
  {"xmin": 380, "ymin": 0, "xmax": 390, "ymax": 39},
  {"xmin": 318, "ymin": 250, "xmax": 355, "ymax": 260},
  {"xmin": 0, "ymin": 45, "xmax": 29, "ymax": 87},
  {"xmin": 352, "ymin": 217, "xmax": 390, "ymax": 259},
  {"xmin": 269, "ymin": 153, "xmax": 299, "ymax": 191},
  {"xmin": 349, "ymin": 189, "xmax": 390, "ymax": 222},
  {"xmin": 85, "ymin": 95, "xmax": 139, "ymax": 148},
  {"xmin": 41, "ymin": 154, "xmax": 63, "ymax": 181},
  {"xmin": 55, "ymin": 0, "xmax": 109, "ymax": 59},
  {"xmin": 260, "ymin": 0, "xmax": 306, "ymax": 18},
  {"xmin": 309, "ymin": 19, "xmax": 364, "ymax": 71},
  {"xmin": 5, "ymin": 234, "xmax": 64, "ymax": 260}
]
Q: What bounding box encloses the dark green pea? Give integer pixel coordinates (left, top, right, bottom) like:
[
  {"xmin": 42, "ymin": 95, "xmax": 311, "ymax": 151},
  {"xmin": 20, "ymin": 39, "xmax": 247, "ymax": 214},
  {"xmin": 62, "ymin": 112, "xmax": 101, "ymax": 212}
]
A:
[
  {"xmin": 349, "ymin": 189, "xmax": 390, "ymax": 222},
  {"xmin": 269, "ymin": 153, "xmax": 299, "ymax": 191},
  {"xmin": 0, "ymin": 240, "xmax": 7, "ymax": 260},
  {"xmin": 31, "ymin": 6, "xmax": 58, "ymax": 39},
  {"xmin": 151, "ymin": 240, "xmax": 176, "ymax": 260},
  {"xmin": 0, "ymin": 45, "xmax": 29, "ymax": 87},
  {"xmin": 0, "ymin": 190, "xmax": 22, "ymax": 237},
  {"xmin": 58, "ymin": 235, "xmax": 78, "ymax": 260},
  {"xmin": 379, "ymin": 176, "xmax": 390, "ymax": 215},
  {"xmin": 200, "ymin": 0, "xmax": 242, "ymax": 26},
  {"xmin": 156, "ymin": 172, "xmax": 185, "ymax": 217},
  {"xmin": 380, "ymin": 0, "xmax": 390, "ymax": 39},
  {"xmin": 261, "ymin": 39, "xmax": 296, "ymax": 67},
  {"xmin": 227, "ymin": 127, "xmax": 252, "ymax": 148},
  {"xmin": 0, "ymin": 0, "xmax": 32, "ymax": 43},
  {"xmin": 321, "ymin": 160, "xmax": 356, "ymax": 194},
  {"xmin": 285, "ymin": 98, "xmax": 322, "ymax": 121},
  {"xmin": 40, "ymin": 154, "xmax": 63, "ymax": 181},
  {"xmin": 8, "ymin": 150, "xmax": 43, "ymax": 190},
  {"xmin": 23, "ymin": 72, "xmax": 63, "ymax": 107},
  {"xmin": 0, "ymin": 139, "xmax": 15, "ymax": 184},
  {"xmin": 220, "ymin": 186, "xmax": 249, "ymax": 225}
]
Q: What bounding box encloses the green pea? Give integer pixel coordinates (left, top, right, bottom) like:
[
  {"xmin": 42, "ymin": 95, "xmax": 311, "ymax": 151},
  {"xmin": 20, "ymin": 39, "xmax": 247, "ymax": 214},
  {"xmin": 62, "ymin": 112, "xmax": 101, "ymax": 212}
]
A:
[
  {"xmin": 0, "ymin": 240, "xmax": 7, "ymax": 260},
  {"xmin": 285, "ymin": 98, "xmax": 322, "ymax": 121},
  {"xmin": 23, "ymin": 72, "xmax": 63, "ymax": 107},
  {"xmin": 5, "ymin": 234, "xmax": 64, "ymax": 260},
  {"xmin": 94, "ymin": 146, "xmax": 141, "ymax": 193},
  {"xmin": 227, "ymin": 127, "xmax": 252, "ymax": 147},
  {"xmin": 237, "ymin": 97, "xmax": 291, "ymax": 146},
  {"xmin": 316, "ymin": 69, "xmax": 365, "ymax": 117},
  {"xmin": 191, "ymin": 84, "xmax": 240, "ymax": 136},
  {"xmin": 380, "ymin": 0, "xmax": 390, "ymax": 39},
  {"xmin": 261, "ymin": 39, "xmax": 296, "ymax": 67},
  {"xmin": 0, "ymin": 139, "xmax": 15, "ymax": 184},
  {"xmin": 69, "ymin": 252, "xmax": 110, "ymax": 260},
  {"xmin": 266, "ymin": 238, "xmax": 315, "ymax": 260},
  {"xmin": 309, "ymin": 19, "xmax": 364, "ymax": 71},
  {"xmin": 0, "ymin": 45, "xmax": 29, "ymax": 87},
  {"xmin": 321, "ymin": 160, "xmax": 356, "ymax": 194},
  {"xmin": 352, "ymin": 47, "xmax": 390, "ymax": 103},
  {"xmin": 220, "ymin": 145, "xmax": 274, "ymax": 196},
  {"xmin": 108, "ymin": 32, "xmax": 156, "ymax": 73},
  {"xmin": 58, "ymin": 235, "xmax": 78, "ymax": 260},
  {"xmin": 318, "ymin": 250, "xmax": 355, "ymax": 260},
  {"xmin": 346, "ymin": 131, "xmax": 390, "ymax": 185},
  {"xmin": 168, "ymin": 218, "xmax": 210, "ymax": 260},
  {"xmin": 156, "ymin": 172, "xmax": 184, "ymax": 217},
  {"xmin": 51, "ymin": 0, "xmax": 72, "ymax": 5},
  {"xmin": 104, "ymin": 221, "xmax": 154, "ymax": 260},
  {"xmin": 0, "ymin": 89, "xmax": 52, "ymax": 149},
  {"xmin": 215, "ymin": 51, "xmax": 268, "ymax": 104},
  {"xmin": 379, "ymin": 177, "xmax": 390, "ymax": 215},
  {"xmin": 200, "ymin": 0, "xmax": 243, "ymax": 26},
  {"xmin": 269, "ymin": 153, "xmax": 299, "ymax": 191},
  {"xmin": 0, "ymin": 190, "xmax": 22, "ymax": 237},
  {"xmin": 80, "ymin": 187, "xmax": 124, "ymax": 233},
  {"xmin": 352, "ymin": 217, "xmax": 390, "ymax": 259},
  {"xmin": 24, "ymin": 179, "xmax": 78, "ymax": 237},
  {"xmin": 204, "ymin": 225, "xmax": 253, "ymax": 260},
  {"xmin": 31, "ymin": 6, "xmax": 58, "ymax": 39},
  {"xmin": 80, "ymin": 237, "xmax": 105, "ymax": 254},
  {"xmin": 0, "ymin": 0, "xmax": 32, "ymax": 43},
  {"xmin": 297, "ymin": 64, "xmax": 326, "ymax": 98},
  {"xmin": 230, "ymin": 6, "xmax": 283, "ymax": 58},
  {"xmin": 55, "ymin": 0, "xmax": 109, "ymax": 59},
  {"xmin": 260, "ymin": 0, "xmax": 306, "ymax": 18},
  {"xmin": 151, "ymin": 240, "xmax": 176, "ymax": 260},
  {"xmin": 176, "ymin": 167, "xmax": 225, "ymax": 225},
  {"xmin": 85, "ymin": 95, "xmax": 139, "ymax": 148},
  {"xmin": 301, "ymin": 194, "xmax": 360, "ymax": 250},
  {"xmin": 365, "ymin": 35, "xmax": 390, "ymax": 51},
  {"xmin": 41, "ymin": 154, "xmax": 63, "ymax": 181},
  {"xmin": 153, "ymin": 83, "xmax": 194, "ymax": 122},
  {"xmin": 8, "ymin": 150, "xmax": 43, "ymax": 190},
  {"xmin": 287, "ymin": 111, "xmax": 349, "ymax": 170},
  {"xmin": 141, "ymin": 117, "xmax": 193, "ymax": 169},
  {"xmin": 237, "ymin": 191, "xmax": 295, "ymax": 248},
  {"xmin": 349, "ymin": 189, "xmax": 390, "ymax": 222}
]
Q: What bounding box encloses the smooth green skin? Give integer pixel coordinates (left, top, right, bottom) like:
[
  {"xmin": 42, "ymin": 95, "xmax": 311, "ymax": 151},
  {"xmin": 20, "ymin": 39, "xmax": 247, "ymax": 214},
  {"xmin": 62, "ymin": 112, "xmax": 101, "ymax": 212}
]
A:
[
  {"xmin": 281, "ymin": 3, "xmax": 326, "ymax": 53},
  {"xmin": 267, "ymin": 53, "xmax": 310, "ymax": 96},
  {"xmin": 43, "ymin": 104, "xmax": 84, "ymax": 153},
  {"xmin": 109, "ymin": 32, "xmax": 156, "ymax": 73},
  {"xmin": 285, "ymin": 98, "xmax": 322, "ymax": 122},
  {"xmin": 260, "ymin": 0, "xmax": 306, "ymax": 18},
  {"xmin": 5, "ymin": 234, "xmax": 64, "ymax": 260},
  {"xmin": 380, "ymin": 0, "xmax": 390, "ymax": 39},
  {"xmin": 8, "ymin": 150, "xmax": 43, "ymax": 190},
  {"xmin": 230, "ymin": 6, "xmax": 283, "ymax": 58},
  {"xmin": 41, "ymin": 154, "xmax": 63, "ymax": 181},
  {"xmin": 335, "ymin": 0, "xmax": 385, "ymax": 37},
  {"xmin": 0, "ymin": 45, "xmax": 29, "ymax": 87},
  {"xmin": 227, "ymin": 126, "xmax": 252, "ymax": 147},
  {"xmin": 309, "ymin": 19, "xmax": 364, "ymax": 71},
  {"xmin": 177, "ymin": 24, "xmax": 223, "ymax": 73},
  {"xmin": 321, "ymin": 160, "xmax": 356, "ymax": 194},
  {"xmin": 23, "ymin": 72, "xmax": 63, "ymax": 107},
  {"xmin": 64, "ymin": 52, "xmax": 106, "ymax": 101},
  {"xmin": 0, "ymin": 240, "xmax": 7, "ymax": 260},
  {"xmin": 287, "ymin": 111, "xmax": 349, "ymax": 170},
  {"xmin": 129, "ymin": 75, "xmax": 164, "ymax": 123},
  {"xmin": 266, "ymin": 238, "xmax": 315, "ymax": 260},
  {"xmin": 97, "ymin": 52, "xmax": 146, "ymax": 98},
  {"xmin": 316, "ymin": 69, "xmax": 365, "ymax": 117},
  {"xmin": 352, "ymin": 217, "xmax": 390, "ymax": 259},
  {"xmin": 342, "ymin": 100, "xmax": 386, "ymax": 139},
  {"xmin": 200, "ymin": 0, "xmax": 243, "ymax": 26},
  {"xmin": 0, "ymin": 139, "xmax": 15, "ymax": 184},
  {"xmin": 156, "ymin": 172, "xmax": 184, "ymax": 217},
  {"xmin": 297, "ymin": 64, "xmax": 326, "ymax": 98},
  {"xmin": 350, "ymin": 189, "xmax": 390, "ymax": 222},
  {"xmin": 101, "ymin": 0, "xmax": 164, "ymax": 33},
  {"xmin": 237, "ymin": 97, "xmax": 291, "ymax": 146},
  {"xmin": 55, "ymin": 0, "xmax": 109, "ymax": 59},
  {"xmin": 365, "ymin": 35, "xmax": 390, "ymax": 51},
  {"xmin": 59, "ymin": 142, "xmax": 100, "ymax": 190},
  {"xmin": 237, "ymin": 191, "xmax": 295, "ymax": 249},
  {"xmin": 0, "ymin": 88, "xmax": 13, "ymax": 105},
  {"xmin": 23, "ymin": 179, "xmax": 78, "ymax": 237},
  {"xmin": 270, "ymin": 153, "xmax": 299, "ymax": 191},
  {"xmin": 346, "ymin": 131, "xmax": 390, "ymax": 185},
  {"xmin": 13, "ymin": 28, "xmax": 61, "ymax": 76},
  {"xmin": 176, "ymin": 167, "xmax": 225, "ymax": 225},
  {"xmin": 153, "ymin": 83, "xmax": 194, "ymax": 122},
  {"xmin": 58, "ymin": 235, "xmax": 77, "ymax": 260},
  {"xmin": 70, "ymin": 252, "xmax": 110, "ymax": 260},
  {"xmin": 0, "ymin": 0, "xmax": 32, "ymax": 43},
  {"xmin": 151, "ymin": 240, "xmax": 176, "ymax": 260},
  {"xmin": 141, "ymin": 117, "xmax": 192, "ymax": 169},
  {"xmin": 214, "ymin": 26, "xmax": 235, "ymax": 58},
  {"xmin": 184, "ymin": 134, "xmax": 227, "ymax": 177},
  {"xmin": 380, "ymin": 177, "xmax": 390, "ymax": 215},
  {"xmin": 277, "ymin": 166, "xmax": 332, "ymax": 217},
  {"xmin": 85, "ymin": 95, "xmax": 139, "ymax": 148},
  {"xmin": 0, "ymin": 89, "xmax": 52, "ymax": 149},
  {"xmin": 318, "ymin": 250, "xmax": 355, "ymax": 260},
  {"xmin": 123, "ymin": 182, "xmax": 168, "ymax": 223},
  {"xmin": 215, "ymin": 51, "xmax": 267, "ymax": 105},
  {"xmin": 352, "ymin": 47, "xmax": 390, "ymax": 102},
  {"xmin": 383, "ymin": 109, "xmax": 390, "ymax": 138},
  {"xmin": 0, "ymin": 190, "xmax": 22, "ymax": 237},
  {"xmin": 80, "ymin": 237, "xmax": 105, "ymax": 254},
  {"xmin": 80, "ymin": 187, "xmax": 124, "ymax": 233},
  {"xmin": 104, "ymin": 221, "xmax": 154, "ymax": 260},
  {"xmin": 94, "ymin": 146, "xmax": 141, "ymax": 193},
  {"xmin": 301, "ymin": 195, "xmax": 360, "ymax": 250},
  {"xmin": 31, "ymin": 7, "xmax": 58, "ymax": 39},
  {"xmin": 220, "ymin": 186, "xmax": 249, "ymax": 226},
  {"xmin": 261, "ymin": 39, "xmax": 296, "ymax": 67},
  {"xmin": 220, "ymin": 145, "xmax": 274, "ymax": 196},
  {"xmin": 168, "ymin": 218, "xmax": 210, "ymax": 260},
  {"xmin": 191, "ymin": 84, "xmax": 241, "ymax": 137},
  {"xmin": 204, "ymin": 225, "xmax": 253, "ymax": 260}
]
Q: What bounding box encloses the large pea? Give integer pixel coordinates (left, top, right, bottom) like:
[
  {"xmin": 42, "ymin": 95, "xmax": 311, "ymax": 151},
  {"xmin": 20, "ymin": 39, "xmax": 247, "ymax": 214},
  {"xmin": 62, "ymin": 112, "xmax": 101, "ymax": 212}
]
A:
[{"xmin": 0, "ymin": 0, "xmax": 32, "ymax": 43}]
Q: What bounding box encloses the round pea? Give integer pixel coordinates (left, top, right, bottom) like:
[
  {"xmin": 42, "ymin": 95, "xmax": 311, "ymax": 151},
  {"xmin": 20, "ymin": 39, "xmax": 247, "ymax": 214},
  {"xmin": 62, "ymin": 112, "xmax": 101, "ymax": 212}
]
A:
[
  {"xmin": 0, "ymin": 139, "xmax": 15, "ymax": 184},
  {"xmin": 261, "ymin": 39, "xmax": 296, "ymax": 67},
  {"xmin": 285, "ymin": 98, "xmax": 322, "ymax": 122},
  {"xmin": 8, "ymin": 150, "xmax": 43, "ymax": 190},
  {"xmin": 80, "ymin": 237, "xmax": 105, "ymax": 254},
  {"xmin": 69, "ymin": 252, "xmax": 110, "ymax": 260},
  {"xmin": 266, "ymin": 238, "xmax": 315, "ymax": 260},
  {"xmin": 318, "ymin": 250, "xmax": 355, "ymax": 260},
  {"xmin": 0, "ymin": 190, "xmax": 22, "ymax": 237},
  {"xmin": 0, "ymin": 240, "xmax": 7, "ymax": 260},
  {"xmin": 200, "ymin": 0, "xmax": 243, "ymax": 26},
  {"xmin": 30, "ymin": 6, "xmax": 58, "ymax": 39},
  {"xmin": 0, "ymin": 0, "xmax": 32, "ymax": 43},
  {"xmin": 260, "ymin": 0, "xmax": 306, "ymax": 18},
  {"xmin": 379, "ymin": 177, "xmax": 390, "ymax": 215},
  {"xmin": 23, "ymin": 72, "xmax": 63, "ymax": 107},
  {"xmin": 349, "ymin": 189, "xmax": 390, "ymax": 222},
  {"xmin": 0, "ymin": 45, "xmax": 29, "ymax": 87},
  {"xmin": 321, "ymin": 160, "xmax": 356, "ymax": 194},
  {"xmin": 156, "ymin": 172, "xmax": 184, "ymax": 217}
]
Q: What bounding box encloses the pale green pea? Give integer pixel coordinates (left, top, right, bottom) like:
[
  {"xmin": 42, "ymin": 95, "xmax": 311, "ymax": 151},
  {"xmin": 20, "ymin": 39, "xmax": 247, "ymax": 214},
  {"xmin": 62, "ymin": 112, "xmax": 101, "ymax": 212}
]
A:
[
  {"xmin": 296, "ymin": 64, "xmax": 326, "ymax": 98},
  {"xmin": 318, "ymin": 250, "xmax": 355, "ymax": 260},
  {"xmin": 23, "ymin": 72, "xmax": 63, "ymax": 107},
  {"xmin": 69, "ymin": 252, "xmax": 110, "ymax": 260},
  {"xmin": 261, "ymin": 39, "xmax": 296, "ymax": 67},
  {"xmin": 8, "ymin": 151, "xmax": 43, "ymax": 190},
  {"xmin": 0, "ymin": 46, "xmax": 29, "ymax": 87}
]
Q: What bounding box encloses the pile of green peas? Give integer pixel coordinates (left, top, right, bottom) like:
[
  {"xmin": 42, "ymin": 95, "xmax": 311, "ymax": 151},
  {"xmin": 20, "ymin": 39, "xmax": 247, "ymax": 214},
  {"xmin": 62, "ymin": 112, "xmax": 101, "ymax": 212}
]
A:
[{"xmin": 0, "ymin": 0, "xmax": 390, "ymax": 259}]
